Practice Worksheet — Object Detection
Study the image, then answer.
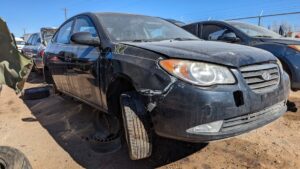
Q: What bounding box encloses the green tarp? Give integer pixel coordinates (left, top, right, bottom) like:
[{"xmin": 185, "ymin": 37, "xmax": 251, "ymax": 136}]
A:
[{"xmin": 0, "ymin": 17, "xmax": 32, "ymax": 93}]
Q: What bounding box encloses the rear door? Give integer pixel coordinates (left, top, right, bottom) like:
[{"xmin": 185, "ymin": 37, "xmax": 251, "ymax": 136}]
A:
[{"xmin": 67, "ymin": 16, "xmax": 103, "ymax": 109}]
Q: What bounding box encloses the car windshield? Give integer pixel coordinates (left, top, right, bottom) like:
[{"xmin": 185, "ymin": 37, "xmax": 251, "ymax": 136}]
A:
[
  {"xmin": 97, "ymin": 14, "xmax": 199, "ymax": 42},
  {"xmin": 228, "ymin": 22, "xmax": 281, "ymax": 38}
]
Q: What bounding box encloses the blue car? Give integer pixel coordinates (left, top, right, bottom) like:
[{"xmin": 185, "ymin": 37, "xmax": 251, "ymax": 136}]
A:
[{"xmin": 183, "ymin": 21, "xmax": 300, "ymax": 91}]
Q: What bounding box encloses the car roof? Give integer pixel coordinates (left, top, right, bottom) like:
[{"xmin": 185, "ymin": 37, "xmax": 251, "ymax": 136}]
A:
[
  {"xmin": 93, "ymin": 12, "xmax": 154, "ymax": 17},
  {"xmin": 184, "ymin": 20, "xmax": 248, "ymax": 26},
  {"xmin": 184, "ymin": 20, "xmax": 227, "ymax": 26}
]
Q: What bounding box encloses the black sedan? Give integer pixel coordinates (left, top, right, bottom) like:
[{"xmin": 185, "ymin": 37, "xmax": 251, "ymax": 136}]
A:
[
  {"xmin": 183, "ymin": 21, "xmax": 300, "ymax": 91},
  {"xmin": 44, "ymin": 13, "xmax": 289, "ymax": 160}
]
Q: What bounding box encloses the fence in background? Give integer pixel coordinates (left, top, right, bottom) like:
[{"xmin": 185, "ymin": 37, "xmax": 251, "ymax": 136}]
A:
[{"xmin": 226, "ymin": 11, "xmax": 300, "ymax": 26}]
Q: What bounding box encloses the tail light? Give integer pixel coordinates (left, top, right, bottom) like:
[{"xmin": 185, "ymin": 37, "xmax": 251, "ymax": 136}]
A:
[{"xmin": 39, "ymin": 49, "xmax": 45, "ymax": 57}]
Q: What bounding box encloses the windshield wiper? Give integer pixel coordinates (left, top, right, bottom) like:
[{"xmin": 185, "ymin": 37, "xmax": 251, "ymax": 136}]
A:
[
  {"xmin": 131, "ymin": 39, "xmax": 153, "ymax": 42},
  {"xmin": 253, "ymin": 35, "xmax": 273, "ymax": 38},
  {"xmin": 169, "ymin": 38, "xmax": 199, "ymax": 41}
]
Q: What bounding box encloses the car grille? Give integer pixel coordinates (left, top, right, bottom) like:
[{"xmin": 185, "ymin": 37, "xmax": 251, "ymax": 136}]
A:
[
  {"xmin": 240, "ymin": 63, "xmax": 280, "ymax": 93},
  {"xmin": 221, "ymin": 101, "xmax": 285, "ymax": 132}
]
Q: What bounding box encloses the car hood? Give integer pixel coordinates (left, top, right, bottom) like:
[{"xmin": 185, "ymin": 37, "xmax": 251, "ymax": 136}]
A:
[
  {"xmin": 122, "ymin": 40, "xmax": 276, "ymax": 67},
  {"xmin": 257, "ymin": 37, "xmax": 300, "ymax": 45}
]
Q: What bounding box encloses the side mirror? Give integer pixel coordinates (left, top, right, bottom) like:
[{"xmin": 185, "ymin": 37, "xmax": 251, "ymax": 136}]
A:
[
  {"xmin": 221, "ymin": 32, "xmax": 240, "ymax": 42},
  {"xmin": 71, "ymin": 32, "xmax": 100, "ymax": 46}
]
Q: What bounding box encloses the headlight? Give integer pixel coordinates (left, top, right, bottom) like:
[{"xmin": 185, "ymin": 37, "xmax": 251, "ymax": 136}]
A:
[
  {"xmin": 288, "ymin": 45, "xmax": 300, "ymax": 52},
  {"xmin": 159, "ymin": 59, "xmax": 235, "ymax": 86},
  {"xmin": 276, "ymin": 59, "xmax": 283, "ymax": 71}
]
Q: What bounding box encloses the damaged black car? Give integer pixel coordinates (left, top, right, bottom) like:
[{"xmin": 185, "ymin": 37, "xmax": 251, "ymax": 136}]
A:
[{"xmin": 43, "ymin": 12, "xmax": 290, "ymax": 160}]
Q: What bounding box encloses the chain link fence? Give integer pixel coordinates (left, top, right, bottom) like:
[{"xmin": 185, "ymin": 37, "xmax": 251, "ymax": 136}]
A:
[{"xmin": 226, "ymin": 11, "xmax": 300, "ymax": 37}]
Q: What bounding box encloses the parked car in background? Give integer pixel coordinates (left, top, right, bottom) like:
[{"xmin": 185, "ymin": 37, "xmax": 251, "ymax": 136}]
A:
[
  {"xmin": 183, "ymin": 21, "xmax": 300, "ymax": 91},
  {"xmin": 22, "ymin": 27, "xmax": 57, "ymax": 72},
  {"xmin": 163, "ymin": 18, "xmax": 185, "ymax": 26},
  {"xmin": 44, "ymin": 12, "xmax": 289, "ymax": 160},
  {"xmin": 15, "ymin": 37, "xmax": 25, "ymax": 52},
  {"xmin": 296, "ymin": 33, "xmax": 300, "ymax": 39},
  {"xmin": 23, "ymin": 33, "xmax": 32, "ymax": 42}
]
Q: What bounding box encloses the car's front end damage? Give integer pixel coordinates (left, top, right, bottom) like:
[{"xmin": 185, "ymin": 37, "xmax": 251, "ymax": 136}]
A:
[
  {"xmin": 113, "ymin": 40, "xmax": 290, "ymax": 143},
  {"xmin": 152, "ymin": 64, "xmax": 289, "ymax": 142}
]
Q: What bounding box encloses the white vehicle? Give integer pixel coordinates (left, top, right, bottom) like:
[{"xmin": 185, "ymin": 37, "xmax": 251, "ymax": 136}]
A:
[{"xmin": 15, "ymin": 37, "xmax": 25, "ymax": 52}]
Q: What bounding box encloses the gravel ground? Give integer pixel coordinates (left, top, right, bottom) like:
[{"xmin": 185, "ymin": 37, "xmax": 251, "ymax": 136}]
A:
[{"xmin": 0, "ymin": 73, "xmax": 299, "ymax": 169}]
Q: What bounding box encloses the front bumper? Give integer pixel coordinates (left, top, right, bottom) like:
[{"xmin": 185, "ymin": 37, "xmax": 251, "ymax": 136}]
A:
[{"xmin": 151, "ymin": 69, "xmax": 290, "ymax": 142}]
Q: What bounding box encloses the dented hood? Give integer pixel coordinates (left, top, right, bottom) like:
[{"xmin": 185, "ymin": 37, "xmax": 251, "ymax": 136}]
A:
[{"xmin": 123, "ymin": 40, "xmax": 276, "ymax": 67}]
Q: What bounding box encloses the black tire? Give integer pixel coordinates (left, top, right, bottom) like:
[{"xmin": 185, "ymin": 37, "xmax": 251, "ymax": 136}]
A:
[
  {"xmin": 0, "ymin": 146, "xmax": 32, "ymax": 169},
  {"xmin": 120, "ymin": 91, "xmax": 152, "ymax": 160},
  {"xmin": 22, "ymin": 87, "xmax": 50, "ymax": 100},
  {"xmin": 43, "ymin": 67, "xmax": 60, "ymax": 94},
  {"xmin": 43, "ymin": 67, "xmax": 54, "ymax": 84}
]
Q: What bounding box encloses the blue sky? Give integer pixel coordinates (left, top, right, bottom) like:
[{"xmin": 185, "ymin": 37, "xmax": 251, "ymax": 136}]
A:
[{"xmin": 1, "ymin": 0, "xmax": 300, "ymax": 37}]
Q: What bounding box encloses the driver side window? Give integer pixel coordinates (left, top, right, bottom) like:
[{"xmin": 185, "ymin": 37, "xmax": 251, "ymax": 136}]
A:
[
  {"xmin": 73, "ymin": 17, "xmax": 98, "ymax": 37},
  {"xmin": 202, "ymin": 24, "xmax": 237, "ymax": 41},
  {"xmin": 55, "ymin": 20, "xmax": 74, "ymax": 44}
]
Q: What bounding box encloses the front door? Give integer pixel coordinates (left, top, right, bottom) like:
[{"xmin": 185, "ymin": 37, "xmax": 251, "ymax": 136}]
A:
[
  {"xmin": 67, "ymin": 16, "xmax": 103, "ymax": 109},
  {"xmin": 49, "ymin": 19, "xmax": 75, "ymax": 94}
]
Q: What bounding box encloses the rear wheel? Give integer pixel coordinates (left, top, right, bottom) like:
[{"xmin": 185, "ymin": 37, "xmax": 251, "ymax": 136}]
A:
[
  {"xmin": 120, "ymin": 91, "xmax": 152, "ymax": 160},
  {"xmin": 43, "ymin": 67, "xmax": 59, "ymax": 94},
  {"xmin": 0, "ymin": 146, "xmax": 32, "ymax": 169},
  {"xmin": 43, "ymin": 67, "xmax": 54, "ymax": 84}
]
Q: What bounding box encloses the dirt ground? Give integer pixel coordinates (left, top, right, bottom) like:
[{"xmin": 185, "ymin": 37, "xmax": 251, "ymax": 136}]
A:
[{"xmin": 0, "ymin": 72, "xmax": 299, "ymax": 169}]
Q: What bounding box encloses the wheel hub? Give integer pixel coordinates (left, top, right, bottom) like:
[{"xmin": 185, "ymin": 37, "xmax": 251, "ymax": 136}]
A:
[{"xmin": 0, "ymin": 158, "xmax": 7, "ymax": 169}]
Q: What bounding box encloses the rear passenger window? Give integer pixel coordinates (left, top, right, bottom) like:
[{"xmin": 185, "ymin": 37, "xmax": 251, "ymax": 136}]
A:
[
  {"xmin": 73, "ymin": 17, "xmax": 98, "ymax": 37},
  {"xmin": 55, "ymin": 20, "xmax": 74, "ymax": 44},
  {"xmin": 202, "ymin": 25, "xmax": 228, "ymax": 40},
  {"xmin": 183, "ymin": 24, "xmax": 198, "ymax": 36}
]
